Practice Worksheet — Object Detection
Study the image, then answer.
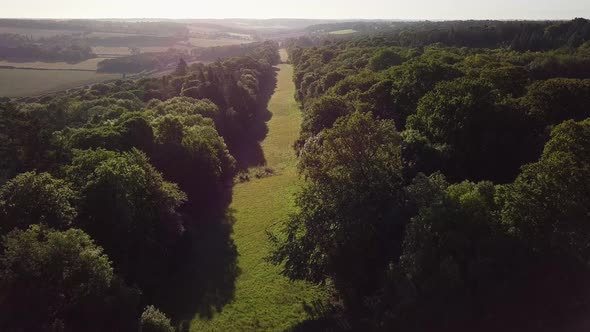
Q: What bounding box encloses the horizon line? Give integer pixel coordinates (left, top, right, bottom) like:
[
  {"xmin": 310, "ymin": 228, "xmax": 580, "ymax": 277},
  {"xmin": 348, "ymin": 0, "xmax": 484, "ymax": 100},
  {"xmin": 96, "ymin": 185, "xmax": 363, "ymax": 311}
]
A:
[{"xmin": 0, "ymin": 17, "xmax": 586, "ymax": 21}]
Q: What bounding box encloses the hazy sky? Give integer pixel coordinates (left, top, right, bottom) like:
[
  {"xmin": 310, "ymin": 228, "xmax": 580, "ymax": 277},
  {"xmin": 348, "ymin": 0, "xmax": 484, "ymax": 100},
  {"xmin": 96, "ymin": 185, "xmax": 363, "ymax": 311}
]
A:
[{"xmin": 2, "ymin": 0, "xmax": 589, "ymax": 20}]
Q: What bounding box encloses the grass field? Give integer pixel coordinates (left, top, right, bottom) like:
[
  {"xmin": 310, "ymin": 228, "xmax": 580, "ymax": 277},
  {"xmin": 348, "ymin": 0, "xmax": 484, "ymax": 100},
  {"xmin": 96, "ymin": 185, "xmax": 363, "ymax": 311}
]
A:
[
  {"xmin": 328, "ymin": 29, "xmax": 357, "ymax": 35},
  {"xmin": 0, "ymin": 58, "xmax": 104, "ymax": 71},
  {"xmin": 0, "ymin": 68, "xmax": 118, "ymax": 97},
  {"xmin": 189, "ymin": 50, "xmax": 328, "ymax": 331}
]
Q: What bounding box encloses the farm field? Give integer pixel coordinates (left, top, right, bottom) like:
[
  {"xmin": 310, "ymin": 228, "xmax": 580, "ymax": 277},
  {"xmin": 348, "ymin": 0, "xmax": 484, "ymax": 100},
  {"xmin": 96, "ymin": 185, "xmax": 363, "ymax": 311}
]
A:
[
  {"xmin": 0, "ymin": 58, "xmax": 104, "ymax": 71},
  {"xmin": 189, "ymin": 50, "xmax": 329, "ymax": 331},
  {"xmin": 0, "ymin": 68, "xmax": 118, "ymax": 97},
  {"xmin": 188, "ymin": 37, "xmax": 250, "ymax": 47},
  {"xmin": 92, "ymin": 46, "xmax": 180, "ymax": 57},
  {"xmin": 92, "ymin": 37, "xmax": 249, "ymax": 57},
  {"xmin": 0, "ymin": 26, "xmax": 78, "ymax": 38},
  {"xmin": 328, "ymin": 29, "xmax": 357, "ymax": 34}
]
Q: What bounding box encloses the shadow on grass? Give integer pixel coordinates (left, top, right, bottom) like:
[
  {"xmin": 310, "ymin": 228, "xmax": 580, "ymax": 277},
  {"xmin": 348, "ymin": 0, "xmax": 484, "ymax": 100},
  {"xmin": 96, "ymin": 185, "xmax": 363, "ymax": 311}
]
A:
[
  {"xmin": 146, "ymin": 64, "xmax": 279, "ymax": 318},
  {"xmin": 284, "ymin": 300, "xmax": 350, "ymax": 332},
  {"xmin": 148, "ymin": 65, "xmax": 282, "ymax": 329},
  {"xmin": 153, "ymin": 209, "xmax": 240, "ymax": 330}
]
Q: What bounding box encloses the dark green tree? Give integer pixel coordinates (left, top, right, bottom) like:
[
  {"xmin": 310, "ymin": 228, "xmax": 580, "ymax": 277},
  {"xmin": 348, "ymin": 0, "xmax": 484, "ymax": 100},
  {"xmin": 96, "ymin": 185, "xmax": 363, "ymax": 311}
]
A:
[
  {"xmin": 0, "ymin": 171, "xmax": 78, "ymax": 235},
  {"xmin": 369, "ymin": 48, "xmax": 402, "ymax": 71},
  {"xmin": 139, "ymin": 305, "xmax": 175, "ymax": 332},
  {"xmin": 0, "ymin": 226, "xmax": 113, "ymax": 331},
  {"xmin": 64, "ymin": 149, "xmax": 187, "ymax": 290},
  {"xmin": 174, "ymin": 58, "xmax": 188, "ymax": 76},
  {"xmin": 271, "ymin": 111, "xmax": 405, "ymax": 308},
  {"xmin": 500, "ymin": 118, "xmax": 590, "ymax": 261}
]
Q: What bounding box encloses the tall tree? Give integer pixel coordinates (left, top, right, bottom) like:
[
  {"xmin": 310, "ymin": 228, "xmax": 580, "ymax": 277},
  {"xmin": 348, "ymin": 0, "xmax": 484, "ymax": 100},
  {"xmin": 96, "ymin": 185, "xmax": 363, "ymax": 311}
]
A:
[{"xmin": 271, "ymin": 111, "xmax": 406, "ymax": 308}]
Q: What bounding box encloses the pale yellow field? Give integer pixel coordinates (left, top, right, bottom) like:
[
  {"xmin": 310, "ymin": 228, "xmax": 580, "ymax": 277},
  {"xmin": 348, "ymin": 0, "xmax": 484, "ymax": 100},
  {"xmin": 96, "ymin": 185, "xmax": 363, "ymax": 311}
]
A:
[
  {"xmin": 188, "ymin": 38, "xmax": 249, "ymax": 47},
  {"xmin": 86, "ymin": 31, "xmax": 139, "ymax": 38},
  {"xmin": 0, "ymin": 58, "xmax": 105, "ymax": 71},
  {"xmin": 227, "ymin": 32, "xmax": 253, "ymax": 39},
  {"xmin": 92, "ymin": 46, "xmax": 134, "ymax": 56},
  {"xmin": 329, "ymin": 29, "xmax": 358, "ymax": 35},
  {"xmin": 0, "ymin": 68, "xmax": 119, "ymax": 97}
]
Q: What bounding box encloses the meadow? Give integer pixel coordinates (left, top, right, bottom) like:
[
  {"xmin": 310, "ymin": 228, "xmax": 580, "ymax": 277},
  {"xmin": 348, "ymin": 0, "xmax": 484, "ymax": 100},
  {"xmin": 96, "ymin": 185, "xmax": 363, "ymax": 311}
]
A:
[
  {"xmin": 0, "ymin": 68, "xmax": 118, "ymax": 97},
  {"xmin": 190, "ymin": 50, "xmax": 329, "ymax": 331}
]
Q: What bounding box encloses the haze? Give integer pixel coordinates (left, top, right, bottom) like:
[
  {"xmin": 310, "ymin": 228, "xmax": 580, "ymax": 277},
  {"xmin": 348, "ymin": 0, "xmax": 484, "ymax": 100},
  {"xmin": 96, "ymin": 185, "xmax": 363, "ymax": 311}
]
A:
[{"xmin": 2, "ymin": 0, "xmax": 589, "ymax": 20}]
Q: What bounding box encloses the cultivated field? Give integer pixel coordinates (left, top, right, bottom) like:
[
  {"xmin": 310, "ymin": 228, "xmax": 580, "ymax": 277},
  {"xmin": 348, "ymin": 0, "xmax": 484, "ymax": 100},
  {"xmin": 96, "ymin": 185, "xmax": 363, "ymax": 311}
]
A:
[
  {"xmin": 188, "ymin": 37, "xmax": 250, "ymax": 47},
  {"xmin": 190, "ymin": 50, "xmax": 329, "ymax": 331},
  {"xmin": 92, "ymin": 46, "xmax": 179, "ymax": 57},
  {"xmin": 0, "ymin": 58, "xmax": 105, "ymax": 71},
  {"xmin": 0, "ymin": 68, "xmax": 118, "ymax": 97},
  {"xmin": 329, "ymin": 29, "xmax": 357, "ymax": 34},
  {"xmin": 0, "ymin": 26, "xmax": 78, "ymax": 38},
  {"xmin": 92, "ymin": 37, "xmax": 249, "ymax": 57}
]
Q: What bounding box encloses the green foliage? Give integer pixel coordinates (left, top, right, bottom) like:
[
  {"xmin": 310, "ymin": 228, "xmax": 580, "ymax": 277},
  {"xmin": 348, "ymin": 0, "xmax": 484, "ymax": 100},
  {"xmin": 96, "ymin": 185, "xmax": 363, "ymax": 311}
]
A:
[
  {"xmin": 500, "ymin": 119, "xmax": 590, "ymax": 261},
  {"xmin": 139, "ymin": 305, "xmax": 175, "ymax": 332},
  {"xmin": 153, "ymin": 115, "xmax": 185, "ymax": 145},
  {"xmin": 272, "ymin": 111, "xmax": 404, "ymax": 306},
  {"xmin": 388, "ymin": 58, "xmax": 462, "ymax": 125},
  {"xmin": 402, "ymin": 179, "xmax": 507, "ymax": 298},
  {"xmin": 0, "ymin": 40, "xmax": 281, "ymax": 331},
  {"xmin": 285, "ymin": 22, "xmax": 590, "ymax": 330},
  {"xmin": 174, "ymin": 58, "xmax": 188, "ymax": 76},
  {"xmin": 519, "ymin": 78, "xmax": 590, "ymax": 126},
  {"xmin": 369, "ymin": 48, "xmax": 402, "ymax": 71},
  {"xmin": 300, "ymin": 95, "xmax": 352, "ymax": 137},
  {"xmin": 479, "ymin": 64, "xmax": 529, "ymax": 96},
  {"xmin": 0, "ymin": 172, "xmax": 78, "ymax": 235},
  {"xmin": 0, "ymin": 225, "xmax": 113, "ymax": 331},
  {"xmin": 65, "ymin": 149, "xmax": 186, "ymax": 288},
  {"xmin": 407, "ymin": 78, "xmax": 530, "ymax": 182}
]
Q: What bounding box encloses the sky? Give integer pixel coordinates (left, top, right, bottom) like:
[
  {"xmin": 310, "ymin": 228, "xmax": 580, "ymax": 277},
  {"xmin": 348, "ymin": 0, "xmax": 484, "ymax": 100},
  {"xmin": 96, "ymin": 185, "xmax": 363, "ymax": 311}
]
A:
[{"xmin": 1, "ymin": 0, "xmax": 589, "ymax": 20}]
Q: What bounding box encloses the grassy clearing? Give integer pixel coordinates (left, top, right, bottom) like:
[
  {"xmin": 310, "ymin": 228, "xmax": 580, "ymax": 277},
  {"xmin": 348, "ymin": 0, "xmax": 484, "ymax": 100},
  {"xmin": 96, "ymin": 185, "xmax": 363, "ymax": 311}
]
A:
[
  {"xmin": 190, "ymin": 53, "xmax": 328, "ymax": 331},
  {"xmin": 0, "ymin": 68, "xmax": 118, "ymax": 97},
  {"xmin": 0, "ymin": 58, "xmax": 104, "ymax": 71},
  {"xmin": 328, "ymin": 29, "xmax": 357, "ymax": 35}
]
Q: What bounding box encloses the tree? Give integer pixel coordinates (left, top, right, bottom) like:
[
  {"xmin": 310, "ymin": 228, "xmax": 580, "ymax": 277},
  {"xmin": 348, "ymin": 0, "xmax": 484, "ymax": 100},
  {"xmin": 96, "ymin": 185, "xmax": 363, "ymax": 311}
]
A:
[
  {"xmin": 369, "ymin": 48, "xmax": 402, "ymax": 71},
  {"xmin": 271, "ymin": 111, "xmax": 405, "ymax": 308},
  {"xmin": 139, "ymin": 305, "xmax": 175, "ymax": 332},
  {"xmin": 500, "ymin": 118, "xmax": 590, "ymax": 262},
  {"xmin": 301, "ymin": 95, "xmax": 352, "ymax": 137},
  {"xmin": 0, "ymin": 171, "xmax": 78, "ymax": 235},
  {"xmin": 153, "ymin": 115, "xmax": 184, "ymax": 145},
  {"xmin": 519, "ymin": 78, "xmax": 590, "ymax": 126},
  {"xmin": 407, "ymin": 78, "xmax": 530, "ymax": 182},
  {"xmin": 388, "ymin": 59, "xmax": 462, "ymax": 126},
  {"xmin": 64, "ymin": 149, "xmax": 187, "ymax": 290},
  {"xmin": 399, "ymin": 179, "xmax": 512, "ymax": 325},
  {"xmin": 174, "ymin": 58, "xmax": 188, "ymax": 76},
  {"xmin": 0, "ymin": 225, "xmax": 113, "ymax": 331},
  {"xmin": 479, "ymin": 64, "xmax": 529, "ymax": 96}
]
